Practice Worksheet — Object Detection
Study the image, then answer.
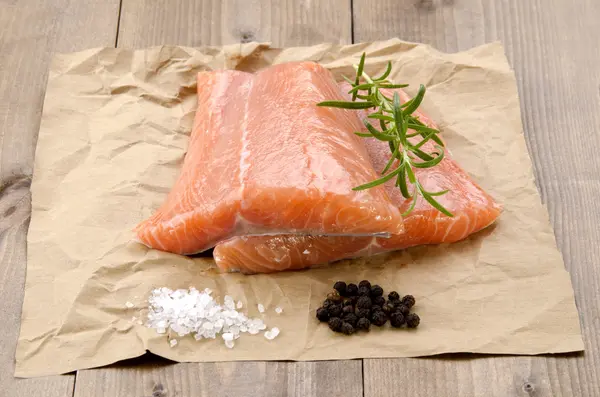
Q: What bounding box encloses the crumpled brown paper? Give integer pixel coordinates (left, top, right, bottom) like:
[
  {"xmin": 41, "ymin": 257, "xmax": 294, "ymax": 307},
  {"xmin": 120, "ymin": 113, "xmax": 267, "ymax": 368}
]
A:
[{"xmin": 16, "ymin": 39, "xmax": 584, "ymax": 377}]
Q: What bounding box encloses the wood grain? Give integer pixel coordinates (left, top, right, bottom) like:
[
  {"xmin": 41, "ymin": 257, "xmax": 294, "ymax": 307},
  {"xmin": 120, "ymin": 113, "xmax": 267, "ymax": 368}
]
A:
[
  {"xmin": 0, "ymin": 0, "xmax": 120, "ymax": 395},
  {"xmin": 73, "ymin": 1, "xmax": 362, "ymax": 396},
  {"xmin": 353, "ymin": 0, "xmax": 600, "ymax": 396},
  {"xmin": 117, "ymin": 0, "xmax": 352, "ymax": 48}
]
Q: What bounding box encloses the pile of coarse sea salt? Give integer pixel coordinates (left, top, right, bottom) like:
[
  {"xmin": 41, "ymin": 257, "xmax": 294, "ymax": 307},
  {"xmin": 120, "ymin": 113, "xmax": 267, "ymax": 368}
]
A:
[{"xmin": 146, "ymin": 287, "xmax": 280, "ymax": 349}]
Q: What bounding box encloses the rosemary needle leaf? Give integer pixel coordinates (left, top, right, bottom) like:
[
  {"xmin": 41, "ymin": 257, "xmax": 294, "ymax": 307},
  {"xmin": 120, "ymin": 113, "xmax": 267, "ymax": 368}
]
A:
[
  {"xmin": 428, "ymin": 189, "xmax": 450, "ymax": 197},
  {"xmin": 380, "ymin": 118, "xmax": 388, "ymax": 131},
  {"xmin": 402, "ymin": 195, "xmax": 419, "ymax": 217},
  {"xmin": 403, "ymin": 84, "xmax": 426, "ymax": 116},
  {"xmin": 406, "ymin": 131, "xmax": 424, "ymax": 138},
  {"xmin": 381, "ymin": 92, "xmax": 394, "ymax": 102},
  {"xmin": 342, "ymin": 74, "xmax": 355, "ymax": 85},
  {"xmin": 317, "ymin": 100, "xmax": 375, "ymax": 109},
  {"xmin": 379, "ymin": 83, "xmax": 410, "ymax": 89},
  {"xmin": 429, "ymin": 133, "xmax": 444, "ymax": 147},
  {"xmin": 348, "ymin": 83, "xmax": 376, "ymax": 94},
  {"xmin": 405, "ymin": 164, "xmax": 417, "ymax": 184},
  {"xmin": 368, "ymin": 114, "xmax": 395, "ymax": 122},
  {"xmin": 353, "ymin": 164, "xmax": 404, "ymax": 191},
  {"xmin": 353, "ymin": 53, "xmax": 366, "ymax": 100},
  {"xmin": 412, "ymin": 151, "xmax": 444, "ymax": 168},
  {"xmin": 364, "ymin": 121, "xmax": 396, "ymax": 141},
  {"xmin": 392, "ymin": 93, "xmax": 405, "ymax": 142},
  {"xmin": 422, "ymin": 191, "xmax": 453, "ymax": 217},
  {"xmin": 382, "ymin": 146, "xmax": 401, "ymax": 174},
  {"xmin": 410, "ymin": 146, "xmax": 435, "ymax": 162},
  {"xmin": 355, "ymin": 132, "xmax": 374, "ymax": 138},
  {"xmin": 388, "ymin": 141, "xmax": 403, "ymax": 159},
  {"xmin": 373, "ymin": 61, "xmax": 393, "ymax": 81},
  {"xmin": 398, "ymin": 167, "xmax": 411, "ymax": 198},
  {"xmin": 407, "ymin": 123, "xmax": 439, "ymax": 134},
  {"xmin": 413, "ymin": 133, "xmax": 436, "ymax": 149}
]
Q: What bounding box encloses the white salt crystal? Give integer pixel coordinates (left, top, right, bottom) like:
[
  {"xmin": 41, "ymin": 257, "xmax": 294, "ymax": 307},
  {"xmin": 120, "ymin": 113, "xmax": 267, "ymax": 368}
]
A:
[
  {"xmin": 125, "ymin": 301, "xmax": 134, "ymax": 308},
  {"xmin": 275, "ymin": 307, "xmax": 283, "ymax": 314},
  {"xmin": 303, "ymin": 249, "xmax": 310, "ymax": 254},
  {"xmin": 145, "ymin": 287, "xmax": 279, "ymax": 348},
  {"xmin": 236, "ymin": 301, "xmax": 243, "ymax": 309},
  {"xmin": 224, "ymin": 295, "xmax": 235, "ymax": 310},
  {"xmin": 264, "ymin": 327, "xmax": 280, "ymax": 340},
  {"xmin": 132, "ymin": 316, "xmax": 137, "ymax": 322}
]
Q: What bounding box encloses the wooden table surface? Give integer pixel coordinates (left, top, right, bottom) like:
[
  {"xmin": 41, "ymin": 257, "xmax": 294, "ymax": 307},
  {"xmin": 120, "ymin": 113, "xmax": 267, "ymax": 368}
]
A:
[{"xmin": 1, "ymin": 0, "xmax": 599, "ymax": 396}]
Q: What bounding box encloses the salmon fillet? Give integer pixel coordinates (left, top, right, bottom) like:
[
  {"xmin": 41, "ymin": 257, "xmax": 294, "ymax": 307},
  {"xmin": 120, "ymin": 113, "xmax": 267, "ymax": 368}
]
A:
[
  {"xmin": 213, "ymin": 87, "xmax": 502, "ymax": 273},
  {"xmin": 134, "ymin": 63, "xmax": 404, "ymax": 255}
]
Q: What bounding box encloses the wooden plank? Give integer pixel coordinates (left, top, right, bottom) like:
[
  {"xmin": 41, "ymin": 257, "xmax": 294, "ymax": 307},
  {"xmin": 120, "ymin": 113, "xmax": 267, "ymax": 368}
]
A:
[
  {"xmin": 117, "ymin": 0, "xmax": 352, "ymax": 47},
  {"xmin": 74, "ymin": 1, "xmax": 362, "ymax": 396},
  {"xmin": 0, "ymin": 0, "xmax": 120, "ymax": 395},
  {"xmin": 75, "ymin": 356, "xmax": 363, "ymax": 397},
  {"xmin": 353, "ymin": 0, "xmax": 600, "ymax": 396}
]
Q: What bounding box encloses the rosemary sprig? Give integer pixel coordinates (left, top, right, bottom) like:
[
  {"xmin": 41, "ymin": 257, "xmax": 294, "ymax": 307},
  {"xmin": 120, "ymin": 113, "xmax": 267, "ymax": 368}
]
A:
[{"xmin": 317, "ymin": 53, "xmax": 453, "ymax": 217}]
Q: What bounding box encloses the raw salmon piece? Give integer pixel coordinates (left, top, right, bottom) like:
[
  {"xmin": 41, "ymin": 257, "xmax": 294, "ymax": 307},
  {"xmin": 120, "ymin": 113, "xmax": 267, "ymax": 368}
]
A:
[
  {"xmin": 134, "ymin": 63, "xmax": 404, "ymax": 255},
  {"xmin": 213, "ymin": 87, "xmax": 502, "ymax": 273},
  {"xmin": 240, "ymin": 62, "xmax": 402, "ymax": 235},
  {"xmin": 135, "ymin": 70, "xmax": 251, "ymax": 255}
]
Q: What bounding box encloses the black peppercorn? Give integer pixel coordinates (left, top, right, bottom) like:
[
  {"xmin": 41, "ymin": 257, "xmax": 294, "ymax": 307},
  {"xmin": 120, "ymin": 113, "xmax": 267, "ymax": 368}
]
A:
[
  {"xmin": 395, "ymin": 304, "xmax": 410, "ymax": 316},
  {"xmin": 328, "ymin": 304, "xmax": 343, "ymax": 318},
  {"xmin": 373, "ymin": 295, "xmax": 386, "ymax": 307},
  {"xmin": 356, "ymin": 317, "xmax": 370, "ymax": 331},
  {"xmin": 342, "ymin": 305, "xmax": 354, "ymax": 315},
  {"xmin": 382, "ymin": 302, "xmax": 395, "ymax": 315},
  {"xmin": 316, "ymin": 307, "xmax": 329, "ymax": 322},
  {"xmin": 343, "ymin": 299, "xmax": 354, "ymax": 307},
  {"xmin": 390, "ymin": 312, "xmax": 405, "ymax": 328},
  {"xmin": 322, "ymin": 299, "xmax": 334, "ymax": 309},
  {"xmin": 370, "ymin": 285, "xmax": 384, "ymax": 297},
  {"xmin": 343, "ymin": 313, "xmax": 358, "ymax": 327},
  {"xmin": 388, "ymin": 291, "xmax": 400, "ymax": 302},
  {"xmin": 355, "ymin": 308, "xmax": 370, "ymax": 318},
  {"xmin": 358, "ymin": 286, "xmax": 370, "ymax": 296},
  {"xmin": 406, "ymin": 313, "xmax": 420, "ymax": 328},
  {"xmin": 350, "ymin": 296, "xmax": 359, "ymax": 305},
  {"xmin": 371, "ymin": 310, "xmax": 388, "ymax": 326},
  {"xmin": 328, "ymin": 317, "xmax": 343, "ymax": 332},
  {"xmin": 346, "ymin": 283, "xmax": 359, "ymax": 296},
  {"xmin": 333, "ymin": 281, "xmax": 347, "ymax": 296},
  {"xmin": 356, "ymin": 296, "xmax": 372, "ymax": 310},
  {"xmin": 402, "ymin": 295, "xmax": 416, "ymax": 309},
  {"xmin": 341, "ymin": 322, "xmax": 355, "ymax": 335},
  {"xmin": 371, "ymin": 305, "xmax": 383, "ymax": 313},
  {"xmin": 358, "ymin": 280, "xmax": 371, "ymax": 290},
  {"xmin": 327, "ymin": 291, "xmax": 343, "ymax": 303}
]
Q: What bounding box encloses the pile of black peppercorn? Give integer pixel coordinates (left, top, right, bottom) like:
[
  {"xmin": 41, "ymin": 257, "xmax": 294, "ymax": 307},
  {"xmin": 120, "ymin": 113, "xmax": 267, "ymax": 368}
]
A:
[{"xmin": 315, "ymin": 280, "xmax": 420, "ymax": 335}]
